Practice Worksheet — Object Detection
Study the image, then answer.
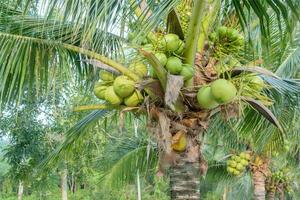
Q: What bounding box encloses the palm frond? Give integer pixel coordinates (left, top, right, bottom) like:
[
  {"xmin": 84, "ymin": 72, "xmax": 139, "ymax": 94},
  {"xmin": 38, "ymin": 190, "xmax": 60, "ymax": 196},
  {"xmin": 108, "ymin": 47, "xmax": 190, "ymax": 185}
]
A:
[
  {"xmin": 39, "ymin": 110, "xmax": 108, "ymax": 168},
  {"xmin": 275, "ymin": 25, "xmax": 300, "ymax": 78},
  {"xmin": 101, "ymin": 145, "xmax": 157, "ymax": 188}
]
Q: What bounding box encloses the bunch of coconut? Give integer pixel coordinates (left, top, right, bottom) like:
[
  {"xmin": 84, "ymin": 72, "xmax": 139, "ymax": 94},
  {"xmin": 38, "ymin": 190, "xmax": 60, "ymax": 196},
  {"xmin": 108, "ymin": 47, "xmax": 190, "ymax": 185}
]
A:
[
  {"xmin": 269, "ymin": 169, "xmax": 292, "ymax": 193},
  {"xmin": 94, "ymin": 71, "xmax": 144, "ymax": 107},
  {"xmin": 197, "ymin": 79, "xmax": 237, "ymax": 109},
  {"xmin": 227, "ymin": 152, "xmax": 251, "ymax": 176},
  {"xmin": 209, "ymin": 26, "xmax": 244, "ymax": 56},
  {"xmin": 143, "ymin": 33, "xmax": 194, "ymax": 83}
]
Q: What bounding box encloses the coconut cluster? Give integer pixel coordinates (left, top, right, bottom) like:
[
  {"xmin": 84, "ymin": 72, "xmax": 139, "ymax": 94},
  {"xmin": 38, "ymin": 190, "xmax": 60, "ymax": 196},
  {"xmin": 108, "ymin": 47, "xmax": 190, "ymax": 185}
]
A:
[
  {"xmin": 267, "ymin": 169, "xmax": 292, "ymax": 193},
  {"xmin": 209, "ymin": 26, "xmax": 244, "ymax": 57},
  {"xmin": 176, "ymin": 1, "xmax": 192, "ymax": 35},
  {"xmin": 197, "ymin": 79, "xmax": 237, "ymax": 109},
  {"xmin": 142, "ymin": 33, "xmax": 194, "ymax": 83},
  {"xmin": 226, "ymin": 152, "xmax": 251, "ymax": 176},
  {"xmin": 94, "ymin": 71, "xmax": 144, "ymax": 107}
]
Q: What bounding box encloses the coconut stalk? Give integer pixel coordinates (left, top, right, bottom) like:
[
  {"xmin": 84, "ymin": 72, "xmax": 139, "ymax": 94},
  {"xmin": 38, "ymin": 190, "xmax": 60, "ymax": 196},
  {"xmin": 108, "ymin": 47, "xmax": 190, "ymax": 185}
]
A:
[{"xmin": 183, "ymin": 0, "xmax": 207, "ymax": 66}]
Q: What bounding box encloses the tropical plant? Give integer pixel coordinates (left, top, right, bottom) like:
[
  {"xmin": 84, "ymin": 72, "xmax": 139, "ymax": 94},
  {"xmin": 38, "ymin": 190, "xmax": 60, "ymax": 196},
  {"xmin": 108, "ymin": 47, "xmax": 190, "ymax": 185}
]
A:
[{"xmin": 0, "ymin": 1, "xmax": 300, "ymax": 200}]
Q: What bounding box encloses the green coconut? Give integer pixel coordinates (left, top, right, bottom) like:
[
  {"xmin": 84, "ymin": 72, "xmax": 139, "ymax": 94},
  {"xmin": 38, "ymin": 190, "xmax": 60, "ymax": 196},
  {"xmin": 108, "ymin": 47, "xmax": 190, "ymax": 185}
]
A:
[
  {"xmin": 218, "ymin": 26, "xmax": 228, "ymax": 38},
  {"xmin": 228, "ymin": 160, "xmax": 237, "ymax": 168},
  {"xmin": 239, "ymin": 152, "xmax": 249, "ymax": 159},
  {"xmin": 155, "ymin": 52, "xmax": 168, "ymax": 66},
  {"xmin": 163, "ymin": 33, "xmax": 180, "ymax": 52},
  {"xmin": 227, "ymin": 28, "xmax": 239, "ymax": 41},
  {"xmin": 227, "ymin": 167, "xmax": 235, "ymax": 174},
  {"xmin": 147, "ymin": 32, "xmax": 157, "ymax": 44},
  {"xmin": 105, "ymin": 86, "xmax": 122, "ymax": 105},
  {"xmin": 113, "ymin": 76, "xmax": 135, "ymax": 98},
  {"xmin": 236, "ymin": 163, "xmax": 244, "ymax": 171},
  {"xmin": 142, "ymin": 44, "xmax": 154, "ymax": 53},
  {"xmin": 209, "ymin": 32, "xmax": 218, "ymax": 42},
  {"xmin": 180, "ymin": 64, "xmax": 194, "ymax": 81},
  {"xmin": 248, "ymin": 75, "xmax": 264, "ymax": 91},
  {"xmin": 232, "ymin": 169, "xmax": 241, "ymax": 176},
  {"xmin": 211, "ymin": 79, "xmax": 237, "ymax": 104},
  {"xmin": 94, "ymin": 84, "xmax": 108, "ymax": 100},
  {"xmin": 197, "ymin": 86, "xmax": 219, "ymax": 109},
  {"xmin": 99, "ymin": 71, "xmax": 115, "ymax": 81},
  {"xmin": 129, "ymin": 62, "xmax": 148, "ymax": 77},
  {"xmin": 175, "ymin": 40, "xmax": 185, "ymax": 55},
  {"xmin": 233, "ymin": 156, "xmax": 242, "ymax": 163},
  {"xmin": 166, "ymin": 56, "xmax": 183, "ymax": 75},
  {"xmin": 240, "ymin": 159, "xmax": 249, "ymax": 166},
  {"xmin": 124, "ymin": 90, "xmax": 144, "ymax": 107}
]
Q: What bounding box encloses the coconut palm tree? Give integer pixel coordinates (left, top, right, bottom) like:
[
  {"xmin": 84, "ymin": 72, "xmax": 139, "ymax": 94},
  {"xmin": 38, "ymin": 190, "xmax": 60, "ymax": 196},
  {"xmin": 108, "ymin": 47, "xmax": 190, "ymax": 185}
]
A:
[{"xmin": 1, "ymin": 1, "xmax": 300, "ymax": 199}]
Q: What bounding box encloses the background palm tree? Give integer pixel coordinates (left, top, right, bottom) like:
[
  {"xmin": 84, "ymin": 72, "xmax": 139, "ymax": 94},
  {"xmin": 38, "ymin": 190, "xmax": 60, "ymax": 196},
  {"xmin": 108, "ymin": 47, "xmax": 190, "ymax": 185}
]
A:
[{"xmin": 0, "ymin": 1, "xmax": 300, "ymax": 200}]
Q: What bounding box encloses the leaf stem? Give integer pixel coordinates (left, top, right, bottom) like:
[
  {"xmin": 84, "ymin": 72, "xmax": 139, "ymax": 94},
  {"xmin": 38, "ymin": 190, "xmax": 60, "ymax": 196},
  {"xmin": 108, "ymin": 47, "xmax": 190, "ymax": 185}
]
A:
[
  {"xmin": 0, "ymin": 32, "xmax": 140, "ymax": 81},
  {"xmin": 183, "ymin": 0, "xmax": 207, "ymax": 65}
]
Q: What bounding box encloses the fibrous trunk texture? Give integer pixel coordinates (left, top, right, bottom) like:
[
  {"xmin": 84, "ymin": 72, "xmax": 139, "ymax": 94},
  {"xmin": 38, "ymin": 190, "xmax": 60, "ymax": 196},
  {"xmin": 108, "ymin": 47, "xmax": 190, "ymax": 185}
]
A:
[
  {"xmin": 170, "ymin": 154, "xmax": 200, "ymax": 200},
  {"xmin": 267, "ymin": 190, "xmax": 275, "ymax": 200},
  {"xmin": 253, "ymin": 170, "xmax": 266, "ymax": 200},
  {"xmin": 61, "ymin": 168, "xmax": 68, "ymax": 200},
  {"xmin": 17, "ymin": 180, "xmax": 23, "ymax": 200}
]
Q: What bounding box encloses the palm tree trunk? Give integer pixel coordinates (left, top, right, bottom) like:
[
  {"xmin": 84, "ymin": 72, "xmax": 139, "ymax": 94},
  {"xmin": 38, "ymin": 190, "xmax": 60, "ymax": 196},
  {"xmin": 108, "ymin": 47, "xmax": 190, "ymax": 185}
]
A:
[
  {"xmin": 266, "ymin": 190, "xmax": 275, "ymax": 200},
  {"xmin": 60, "ymin": 168, "xmax": 68, "ymax": 200},
  {"xmin": 253, "ymin": 170, "xmax": 266, "ymax": 200},
  {"xmin": 170, "ymin": 155, "xmax": 200, "ymax": 200},
  {"xmin": 17, "ymin": 180, "xmax": 24, "ymax": 200}
]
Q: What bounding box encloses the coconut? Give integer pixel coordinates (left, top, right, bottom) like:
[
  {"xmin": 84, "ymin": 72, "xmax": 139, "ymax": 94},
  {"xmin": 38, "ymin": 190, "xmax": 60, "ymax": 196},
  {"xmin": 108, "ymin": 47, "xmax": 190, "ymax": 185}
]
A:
[
  {"xmin": 211, "ymin": 79, "xmax": 237, "ymax": 104},
  {"xmin": 236, "ymin": 163, "xmax": 244, "ymax": 171},
  {"xmin": 155, "ymin": 53, "xmax": 168, "ymax": 66},
  {"xmin": 105, "ymin": 86, "xmax": 122, "ymax": 105},
  {"xmin": 180, "ymin": 64, "xmax": 194, "ymax": 80},
  {"xmin": 163, "ymin": 33, "xmax": 180, "ymax": 52},
  {"xmin": 129, "ymin": 62, "xmax": 148, "ymax": 77},
  {"xmin": 234, "ymin": 156, "xmax": 242, "ymax": 163},
  {"xmin": 227, "ymin": 28, "xmax": 239, "ymax": 41},
  {"xmin": 113, "ymin": 76, "xmax": 135, "ymax": 98},
  {"xmin": 218, "ymin": 26, "xmax": 228, "ymax": 38},
  {"xmin": 227, "ymin": 167, "xmax": 235, "ymax": 174},
  {"xmin": 99, "ymin": 71, "xmax": 115, "ymax": 81},
  {"xmin": 239, "ymin": 152, "xmax": 247, "ymax": 159},
  {"xmin": 166, "ymin": 56, "xmax": 183, "ymax": 75},
  {"xmin": 248, "ymin": 75, "xmax": 264, "ymax": 91},
  {"xmin": 147, "ymin": 32, "xmax": 157, "ymax": 44},
  {"xmin": 233, "ymin": 169, "xmax": 241, "ymax": 176},
  {"xmin": 171, "ymin": 133, "xmax": 187, "ymax": 152},
  {"xmin": 175, "ymin": 40, "xmax": 185, "ymax": 55},
  {"xmin": 94, "ymin": 84, "xmax": 108, "ymax": 100},
  {"xmin": 228, "ymin": 160, "xmax": 237, "ymax": 168},
  {"xmin": 124, "ymin": 90, "xmax": 144, "ymax": 107},
  {"xmin": 197, "ymin": 86, "xmax": 219, "ymax": 109},
  {"xmin": 240, "ymin": 159, "xmax": 249, "ymax": 166},
  {"xmin": 209, "ymin": 32, "xmax": 218, "ymax": 42},
  {"xmin": 142, "ymin": 44, "xmax": 154, "ymax": 53}
]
